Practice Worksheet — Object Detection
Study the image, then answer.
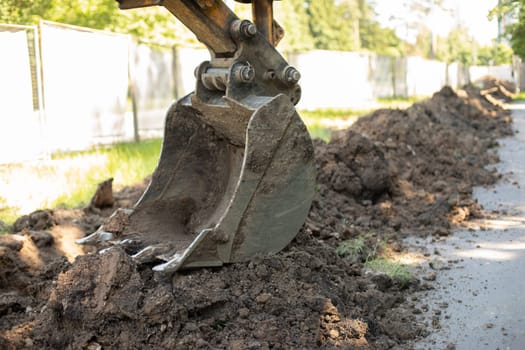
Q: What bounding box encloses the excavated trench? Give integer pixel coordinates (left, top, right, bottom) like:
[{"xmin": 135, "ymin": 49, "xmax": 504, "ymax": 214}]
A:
[{"xmin": 0, "ymin": 78, "xmax": 516, "ymax": 349}]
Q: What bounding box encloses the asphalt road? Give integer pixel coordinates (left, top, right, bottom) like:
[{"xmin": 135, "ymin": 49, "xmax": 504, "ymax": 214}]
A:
[{"xmin": 412, "ymin": 102, "xmax": 525, "ymax": 350}]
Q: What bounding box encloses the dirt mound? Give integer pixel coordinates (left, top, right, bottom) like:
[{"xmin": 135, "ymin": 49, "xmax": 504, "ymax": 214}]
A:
[
  {"xmin": 0, "ymin": 85, "xmax": 513, "ymax": 349},
  {"xmin": 473, "ymin": 75, "xmax": 516, "ymax": 104}
]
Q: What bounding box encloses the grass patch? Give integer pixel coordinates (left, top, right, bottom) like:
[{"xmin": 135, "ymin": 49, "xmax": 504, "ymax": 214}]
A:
[
  {"xmin": 336, "ymin": 233, "xmax": 384, "ymax": 263},
  {"xmin": 49, "ymin": 139, "xmax": 161, "ymax": 208},
  {"xmin": 513, "ymin": 91, "xmax": 525, "ymax": 101},
  {"xmin": 300, "ymin": 108, "xmax": 373, "ymax": 120},
  {"xmin": 0, "ymin": 139, "xmax": 162, "ymax": 225},
  {"xmin": 376, "ymin": 95, "xmax": 427, "ymax": 106},
  {"xmin": 306, "ymin": 123, "xmax": 334, "ymax": 141},
  {"xmin": 336, "ymin": 238, "xmax": 367, "ymax": 259},
  {"xmin": 365, "ymin": 257, "xmax": 413, "ymax": 287},
  {"xmin": 337, "ymin": 234, "xmax": 413, "ymax": 287}
]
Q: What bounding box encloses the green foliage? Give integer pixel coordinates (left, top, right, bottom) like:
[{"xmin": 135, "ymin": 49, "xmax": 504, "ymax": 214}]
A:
[
  {"xmin": 336, "ymin": 238, "xmax": 367, "ymax": 258},
  {"xmin": 365, "ymin": 258, "xmax": 413, "ymax": 287},
  {"xmin": 514, "ymin": 91, "xmax": 525, "ymax": 100},
  {"xmin": 477, "ymin": 41, "xmax": 514, "ymax": 65},
  {"xmin": 277, "ymin": 0, "xmax": 314, "ymax": 52},
  {"xmin": 0, "ymin": 0, "xmax": 192, "ymax": 46},
  {"xmin": 491, "ymin": 0, "xmax": 525, "ymax": 59},
  {"xmin": 360, "ymin": 20, "xmax": 404, "ymax": 56},
  {"xmin": 0, "ymin": 0, "xmax": 405, "ymax": 55},
  {"xmin": 0, "ymin": 0, "xmax": 53, "ymax": 24},
  {"xmin": 336, "ymin": 233, "xmax": 385, "ymax": 263},
  {"xmin": 434, "ymin": 26, "xmax": 476, "ymax": 64},
  {"xmin": 307, "ymin": 0, "xmax": 354, "ymax": 51}
]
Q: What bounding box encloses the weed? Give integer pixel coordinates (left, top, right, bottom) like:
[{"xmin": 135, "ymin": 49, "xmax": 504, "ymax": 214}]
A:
[
  {"xmin": 365, "ymin": 258, "xmax": 413, "ymax": 288},
  {"xmin": 336, "ymin": 233, "xmax": 384, "ymax": 263},
  {"xmin": 336, "ymin": 238, "xmax": 367, "ymax": 258}
]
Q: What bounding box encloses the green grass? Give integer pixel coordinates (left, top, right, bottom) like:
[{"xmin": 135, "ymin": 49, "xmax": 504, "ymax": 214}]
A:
[
  {"xmin": 0, "ymin": 139, "xmax": 162, "ymax": 225},
  {"xmin": 376, "ymin": 95, "xmax": 427, "ymax": 106},
  {"xmin": 300, "ymin": 108, "xmax": 374, "ymax": 120},
  {"xmin": 336, "ymin": 238, "xmax": 367, "ymax": 259},
  {"xmin": 513, "ymin": 91, "xmax": 525, "ymax": 101},
  {"xmin": 49, "ymin": 139, "xmax": 161, "ymax": 208},
  {"xmin": 337, "ymin": 234, "xmax": 412, "ymax": 286},
  {"xmin": 365, "ymin": 257, "xmax": 413, "ymax": 287},
  {"xmin": 300, "ymin": 108, "xmax": 370, "ymax": 141},
  {"xmin": 336, "ymin": 233, "xmax": 384, "ymax": 263}
]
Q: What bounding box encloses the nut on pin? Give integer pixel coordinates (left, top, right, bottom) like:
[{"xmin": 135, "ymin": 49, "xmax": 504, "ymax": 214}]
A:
[
  {"xmin": 233, "ymin": 63, "xmax": 255, "ymax": 83},
  {"xmin": 281, "ymin": 66, "xmax": 301, "ymax": 85},
  {"xmin": 231, "ymin": 19, "xmax": 257, "ymax": 40}
]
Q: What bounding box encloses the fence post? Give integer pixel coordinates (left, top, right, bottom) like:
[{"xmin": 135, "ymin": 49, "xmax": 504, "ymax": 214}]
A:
[{"xmin": 128, "ymin": 40, "xmax": 140, "ymax": 142}]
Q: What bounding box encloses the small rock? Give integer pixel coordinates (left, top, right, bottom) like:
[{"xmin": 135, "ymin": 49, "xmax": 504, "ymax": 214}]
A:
[
  {"xmin": 238, "ymin": 308, "xmax": 250, "ymax": 318},
  {"xmin": 423, "ymin": 272, "xmax": 437, "ymax": 281},
  {"xmin": 391, "ymin": 241, "xmax": 402, "ymax": 252},
  {"xmin": 445, "ymin": 343, "xmax": 456, "ymax": 350},
  {"xmin": 28, "ymin": 230, "xmax": 54, "ymax": 247},
  {"xmin": 89, "ymin": 178, "xmax": 115, "ymax": 209},
  {"xmin": 0, "ymin": 234, "xmax": 23, "ymax": 251},
  {"xmin": 483, "ymin": 323, "xmax": 494, "ymax": 329},
  {"xmin": 434, "ymin": 227, "xmax": 450, "ymax": 237},
  {"xmin": 24, "ymin": 338, "xmax": 34, "ymax": 347},
  {"xmin": 438, "ymin": 302, "xmax": 449, "ymax": 309},
  {"xmin": 255, "ymin": 293, "xmax": 272, "ymax": 304},
  {"xmin": 328, "ymin": 329, "xmax": 339, "ymax": 339},
  {"xmin": 86, "ymin": 342, "xmax": 101, "ymax": 350},
  {"xmin": 195, "ymin": 339, "xmax": 209, "ymax": 348},
  {"xmin": 429, "ymin": 258, "xmax": 447, "ymax": 270}
]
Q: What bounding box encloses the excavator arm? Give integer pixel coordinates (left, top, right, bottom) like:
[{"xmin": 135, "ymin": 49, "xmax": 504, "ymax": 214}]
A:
[{"xmin": 77, "ymin": 0, "xmax": 315, "ymax": 273}]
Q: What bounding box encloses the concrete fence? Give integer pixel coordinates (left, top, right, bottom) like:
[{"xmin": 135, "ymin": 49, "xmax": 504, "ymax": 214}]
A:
[{"xmin": 0, "ymin": 20, "xmax": 522, "ymax": 163}]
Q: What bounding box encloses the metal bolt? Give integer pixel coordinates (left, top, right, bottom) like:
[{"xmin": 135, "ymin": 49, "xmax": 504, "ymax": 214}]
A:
[
  {"xmin": 282, "ymin": 66, "xmax": 301, "ymax": 85},
  {"xmin": 242, "ymin": 22, "xmax": 257, "ymax": 38},
  {"xmin": 234, "ymin": 64, "xmax": 255, "ymax": 83},
  {"xmin": 231, "ymin": 20, "xmax": 257, "ymax": 40}
]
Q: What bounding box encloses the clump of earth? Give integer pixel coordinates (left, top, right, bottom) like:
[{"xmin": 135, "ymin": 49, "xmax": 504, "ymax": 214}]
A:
[{"xmin": 0, "ymin": 78, "xmax": 513, "ymax": 349}]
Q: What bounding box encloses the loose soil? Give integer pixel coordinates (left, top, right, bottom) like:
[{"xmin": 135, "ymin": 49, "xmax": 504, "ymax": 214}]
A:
[{"xmin": 0, "ymin": 78, "xmax": 514, "ymax": 349}]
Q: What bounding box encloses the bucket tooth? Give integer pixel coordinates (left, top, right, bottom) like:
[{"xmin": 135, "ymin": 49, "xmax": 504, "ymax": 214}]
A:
[{"xmin": 132, "ymin": 243, "xmax": 173, "ymax": 264}]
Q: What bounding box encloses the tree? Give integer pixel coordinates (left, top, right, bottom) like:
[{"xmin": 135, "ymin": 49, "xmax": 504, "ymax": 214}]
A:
[
  {"xmin": 360, "ymin": 21, "xmax": 404, "ymax": 56},
  {"xmin": 490, "ymin": 0, "xmax": 525, "ymax": 58},
  {"xmin": 435, "ymin": 26, "xmax": 477, "ymax": 65},
  {"xmin": 477, "ymin": 41, "xmax": 514, "ymax": 65},
  {"xmin": 275, "ymin": 0, "xmax": 315, "ymax": 52},
  {"xmin": 307, "ymin": 0, "xmax": 357, "ymax": 51},
  {"xmin": 357, "ymin": 0, "xmax": 404, "ymax": 56},
  {"xmin": 0, "ymin": 0, "xmax": 192, "ymax": 46},
  {"xmin": 0, "ymin": 0, "xmax": 54, "ymax": 24}
]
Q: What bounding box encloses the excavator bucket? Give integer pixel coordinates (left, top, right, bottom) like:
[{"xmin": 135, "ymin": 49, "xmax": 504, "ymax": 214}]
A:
[{"xmin": 77, "ymin": 0, "xmax": 316, "ymax": 272}]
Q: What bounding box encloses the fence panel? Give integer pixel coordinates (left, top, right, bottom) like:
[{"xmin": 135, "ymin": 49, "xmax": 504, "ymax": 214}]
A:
[
  {"xmin": 405, "ymin": 56, "xmax": 448, "ymax": 96},
  {"xmin": 39, "ymin": 21, "xmax": 131, "ymax": 152},
  {"xmin": 131, "ymin": 43, "xmax": 176, "ymax": 137},
  {"xmin": 0, "ymin": 25, "xmax": 43, "ymax": 163},
  {"xmin": 369, "ymin": 55, "xmax": 394, "ymax": 98},
  {"xmin": 1, "ymin": 19, "xmax": 521, "ymax": 164},
  {"xmin": 289, "ymin": 50, "xmax": 374, "ymax": 110},
  {"xmin": 469, "ymin": 65, "xmax": 514, "ymax": 84}
]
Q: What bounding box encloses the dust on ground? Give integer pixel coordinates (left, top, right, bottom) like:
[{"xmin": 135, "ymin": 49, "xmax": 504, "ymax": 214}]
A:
[{"xmin": 0, "ymin": 77, "xmax": 514, "ymax": 349}]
